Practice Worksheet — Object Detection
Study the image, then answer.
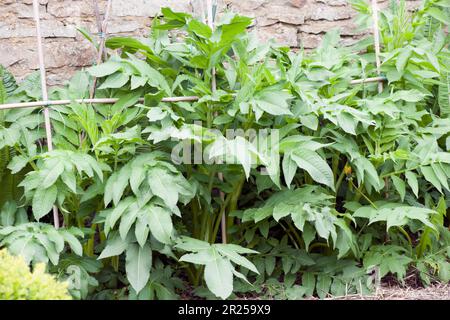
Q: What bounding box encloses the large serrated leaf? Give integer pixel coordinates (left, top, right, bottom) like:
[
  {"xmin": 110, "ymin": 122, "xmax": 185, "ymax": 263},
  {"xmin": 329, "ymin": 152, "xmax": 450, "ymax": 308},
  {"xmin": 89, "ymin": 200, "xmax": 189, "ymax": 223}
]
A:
[
  {"xmin": 291, "ymin": 149, "xmax": 334, "ymax": 190},
  {"xmin": 126, "ymin": 243, "xmax": 152, "ymax": 294}
]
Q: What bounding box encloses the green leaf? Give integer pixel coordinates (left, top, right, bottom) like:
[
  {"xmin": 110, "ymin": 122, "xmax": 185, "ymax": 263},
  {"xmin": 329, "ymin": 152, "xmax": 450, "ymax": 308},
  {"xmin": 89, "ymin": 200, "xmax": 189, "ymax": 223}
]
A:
[
  {"xmin": 0, "ymin": 202, "xmax": 16, "ymax": 226},
  {"xmin": 41, "ymin": 160, "xmax": 64, "ymax": 188},
  {"xmin": 330, "ymin": 278, "xmax": 346, "ymax": 297},
  {"xmin": 98, "ymin": 233, "xmax": 129, "ymax": 259},
  {"xmin": 135, "ymin": 215, "xmax": 150, "ymax": 248},
  {"xmin": 7, "ymin": 155, "xmax": 29, "ymax": 174},
  {"xmin": 337, "ymin": 112, "xmax": 357, "ymax": 135},
  {"xmin": 253, "ymin": 90, "xmax": 293, "ymax": 119},
  {"xmin": 46, "ymin": 228, "xmax": 65, "ymax": 253},
  {"xmin": 421, "ymin": 166, "xmax": 442, "ymax": 193},
  {"xmin": 175, "ymin": 236, "xmax": 211, "ymax": 252},
  {"xmin": 316, "ymin": 274, "xmax": 332, "ymax": 299},
  {"xmin": 438, "ymin": 261, "xmax": 450, "ymax": 282},
  {"xmin": 147, "ymin": 168, "xmax": 179, "ymax": 209},
  {"xmin": 302, "ymin": 223, "xmax": 316, "ymax": 251},
  {"xmin": 147, "ymin": 206, "xmax": 173, "ymax": 245},
  {"xmin": 405, "ymin": 171, "xmax": 419, "ymax": 197},
  {"xmin": 188, "ymin": 20, "xmax": 212, "ymax": 38},
  {"xmin": 35, "ymin": 234, "xmax": 59, "ymax": 265},
  {"xmin": 87, "ymin": 60, "xmax": 122, "ymax": 77},
  {"xmin": 214, "ymin": 244, "xmax": 259, "ymax": 274},
  {"xmin": 291, "ymin": 149, "xmax": 334, "ymax": 190},
  {"xmin": 126, "ymin": 243, "xmax": 152, "ymax": 294},
  {"xmin": 32, "ymin": 185, "xmax": 57, "ymax": 221},
  {"xmin": 204, "ymin": 256, "xmax": 233, "ymax": 300},
  {"xmin": 98, "ymin": 72, "xmax": 129, "ymax": 90},
  {"xmin": 431, "ymin": 163, "xmax": 449, "ymax": 192},
  {"xmin": 59, "ymin": 229, "xmax": 83, "ymax": 256},
  {"xmin": 286, "ymin": 285, "xmax": 307, "ymax": 300},
  {"xmin": 104, "ymin": 164, "xmax": 132, "ymax": 206},
  {"xmin": 427, "ymin": 7, "xmax": 449, "ymax": 24},
  {"xmin": 391, "ymin": 89, "xmax": 426, "ymax": 102},
  {"xmin": 302, "ymin": 272, "xmax": 316, "ymax": 296},
  {"xmin": 119, "ymin": 204, "xmax": 138, "ymax": 240},
  {"xmin": 391, "ymin": 175, "xmax": 405, "ymax": 202},
  {"xmin": 395, "ymin": 47, "xmax": 412, "ymax": 72},
  {"xmin": 60, "ymin": 171, "xmax": 77, "ymax": 193},
  {"xmin": 265, "ymin": 256, "xmax": 276, "ymax": 276},
  {"xmin": 282, "ymin": 153, "xmax": 297, "ymax": 188}
]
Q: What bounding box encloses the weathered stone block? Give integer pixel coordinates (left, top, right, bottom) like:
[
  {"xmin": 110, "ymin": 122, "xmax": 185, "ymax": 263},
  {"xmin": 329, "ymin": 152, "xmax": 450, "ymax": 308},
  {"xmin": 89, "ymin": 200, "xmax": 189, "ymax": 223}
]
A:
[
  {"xmin": 255, "ymin": 23, "xmax": 298, "ymax": 47},
  {"xmin": 111, "ymin": 0, "xmax": 191, "ymax": 17},
  {"xmin": 0, "ymin": 21, "xmax": 77, "ymax": 38},
  {"xmin": 108, "ymin": 20, "xmax": 142, "ymax": 34},
  {"xmin": 316, "ymin": 0, "xmax": 347, "ymax": 6},
  {"xmin": 23, "ymin": 0, "xmax": 49, "ymax": 4},
  {"xmin": 47, "ymin": 1, "xmax": 94, "ymax": 18},
  {"xmin": 299, "ymin": 20, "xmax": 365, "ymax": 36},
  {"xmin": 307, "ymin": 4, "xmax": 354, "ymax": 21},
  {"xmin": 298, "ymin": 32, "xmax": 322, "ymax": 48}
]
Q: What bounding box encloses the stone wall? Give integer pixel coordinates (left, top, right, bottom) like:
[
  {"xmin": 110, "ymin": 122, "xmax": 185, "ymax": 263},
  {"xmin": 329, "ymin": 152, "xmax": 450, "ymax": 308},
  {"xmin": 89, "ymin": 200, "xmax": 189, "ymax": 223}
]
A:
[{"xmin": 0, "ymin": 0, "xmax": 419, "ymax": 85}]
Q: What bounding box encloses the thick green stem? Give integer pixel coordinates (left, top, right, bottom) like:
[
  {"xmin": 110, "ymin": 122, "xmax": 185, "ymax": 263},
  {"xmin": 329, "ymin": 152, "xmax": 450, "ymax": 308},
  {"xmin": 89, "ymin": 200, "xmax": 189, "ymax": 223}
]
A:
[
  {"xmin": 398, "ymin": 226, "xmax": 413, "ymax": 247},
  {"xmin": 335, "ymin": 161, "xmax": 348, "ymax": 196},
  {"xmin": 287, "ymin": 221, "xmax": 305, "ymax": 249},
  {"xmin": 279, "ymin": 222, "xmax": 300, "ymax": 249},
  {"xmin": 351, "ymin": 180, "xmax": 378, "ymax": 209}
]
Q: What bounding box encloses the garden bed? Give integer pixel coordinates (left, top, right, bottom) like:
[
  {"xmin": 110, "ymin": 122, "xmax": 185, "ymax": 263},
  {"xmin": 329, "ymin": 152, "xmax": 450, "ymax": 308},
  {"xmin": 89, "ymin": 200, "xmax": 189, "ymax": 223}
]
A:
[{"xmin": 0, "ymin": 0, "xmax": 449, "ymax": 300}]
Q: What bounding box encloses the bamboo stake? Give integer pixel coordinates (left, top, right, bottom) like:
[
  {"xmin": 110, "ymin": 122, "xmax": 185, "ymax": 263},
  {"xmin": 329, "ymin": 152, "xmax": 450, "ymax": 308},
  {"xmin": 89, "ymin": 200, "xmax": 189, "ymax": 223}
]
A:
[
  {"xmin": 0, "ymin": 76, "xmax": 387, "ymax": 111},
  {"xmin": 371, "ymin": 0, "xmax": 390, "ymax": 200},
  {"xmin": 89, "ymin": 0, "xmax": 113, "ymax": 99},
  {"xmin": 371, "ymin": 0, "xmax": 383, "ymax": 94},
  {"xmin": 0, "ymin": 96, "xmax": 200, "ymax": 111},
  {"xmin": 206, "ymin": 0, "xmax": 227, "ymax": 244},
  {"xmin": 350, "ymin": 76, "xmax": 385, "ymax": 85},
  {"xmin": 92, "ymin": 0, "xmax": 103, "ymax": 40},
  {"xmin": 32, "ymin": 0, "xmax": 60, "ymax": 229}
]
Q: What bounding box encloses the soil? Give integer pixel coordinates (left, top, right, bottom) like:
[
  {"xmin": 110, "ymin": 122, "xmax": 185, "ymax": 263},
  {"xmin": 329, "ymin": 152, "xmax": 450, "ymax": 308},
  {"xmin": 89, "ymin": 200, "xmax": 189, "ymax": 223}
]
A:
[{"xmin": 324, "ymin": 283, "xmax": 450, "ymax": 300}]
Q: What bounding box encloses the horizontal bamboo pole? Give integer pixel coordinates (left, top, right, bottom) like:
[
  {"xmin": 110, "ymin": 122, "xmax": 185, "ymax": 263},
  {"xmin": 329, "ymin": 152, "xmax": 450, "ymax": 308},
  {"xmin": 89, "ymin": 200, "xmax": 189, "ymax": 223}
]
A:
[
  {"xmin": 0, "ymin": 77, "xmax": 386, "ymax": 111},
  {"xmin": 0, "ymin": 96, "xmax": 200, "ymax": 110},
  {"xmin": 350, "ymin": 76, "xmax": 385, "ymax": 85}
]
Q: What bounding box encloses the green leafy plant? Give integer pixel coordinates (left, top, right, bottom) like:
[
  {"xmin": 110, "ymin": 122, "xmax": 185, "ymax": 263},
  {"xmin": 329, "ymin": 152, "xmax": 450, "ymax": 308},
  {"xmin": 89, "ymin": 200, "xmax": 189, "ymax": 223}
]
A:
[
  {"xmin": 0, "ymin": 249, "xmax": 71, "ymax": 300},
  {"xmin": 0, "ymin": 0, "xmax": 449, "ymax": 300}
]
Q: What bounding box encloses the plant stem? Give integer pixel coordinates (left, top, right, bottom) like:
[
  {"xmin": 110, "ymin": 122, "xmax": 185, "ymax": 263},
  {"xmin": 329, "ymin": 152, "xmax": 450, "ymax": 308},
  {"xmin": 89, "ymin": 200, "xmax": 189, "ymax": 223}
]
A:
[
  {"xmin": 335, "ymin": 161, "xmax": 348, "ymax": 195},
  {"xmin": 287, "ymin": 221, "xmax": 305, "ymax": 249},
  {"xmin": 397, "ymin": 226, "xmax": 413, "ymax": 246},
  {"xmin": 279, "ymin": 222, "xmax": 299, "ymax": 249},
  {"xmin": 350, "ymin": 180, "xmax": 378, "ymax": 209},
  {"xmin": 210, "ymin": 193, "xmax": 232, "ymax": 243}
]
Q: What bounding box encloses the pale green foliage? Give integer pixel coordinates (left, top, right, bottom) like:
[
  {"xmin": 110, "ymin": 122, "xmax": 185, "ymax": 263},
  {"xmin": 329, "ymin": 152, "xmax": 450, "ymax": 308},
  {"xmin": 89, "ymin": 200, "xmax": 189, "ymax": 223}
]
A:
[
  {"xmin": 0, "ymin": 1, "xmax": 449, "ymax": 300},
  {"xmin": 176, "ymin": 237, "xmax": 258, "ymax": 299},
  {"xmin": 0, "ymin": 249, "xmax": 71, "ymax": 300}
]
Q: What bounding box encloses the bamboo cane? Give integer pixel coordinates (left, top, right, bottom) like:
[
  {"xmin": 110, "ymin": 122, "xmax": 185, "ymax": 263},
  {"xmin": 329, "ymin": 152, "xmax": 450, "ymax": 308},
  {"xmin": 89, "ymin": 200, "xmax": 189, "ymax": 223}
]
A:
[
  {"xmin": 350, "ymin": 76, "xmax": 385, "ymax": 85},
  {"xmin": 371, "ymin": 0, "xmax": 383, "ymax": 94},
  {"xmin": 32, "ymin": 0, "xmax": 60, "ymax": 229},
  {"xmin": 371, "ymin": 0, "xmax": 390, "ymax": 200},
  {"xmin": 89, "ymin": 0, "xmax": 113, "ymax": 99},
  {"xmin": 0, "ymin": 96, "xmax": 200, "ymax": 111},
  {"xmin": 206, "ymin": 0, "xmax": 227, "ymax": 244},
  {"xmin": 92, "ymin": 0, "xmax": 103, "ymax": 41},
  {"xmin": 0, "ymin": 76, "xmax": 386, "ymax": 111}
]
